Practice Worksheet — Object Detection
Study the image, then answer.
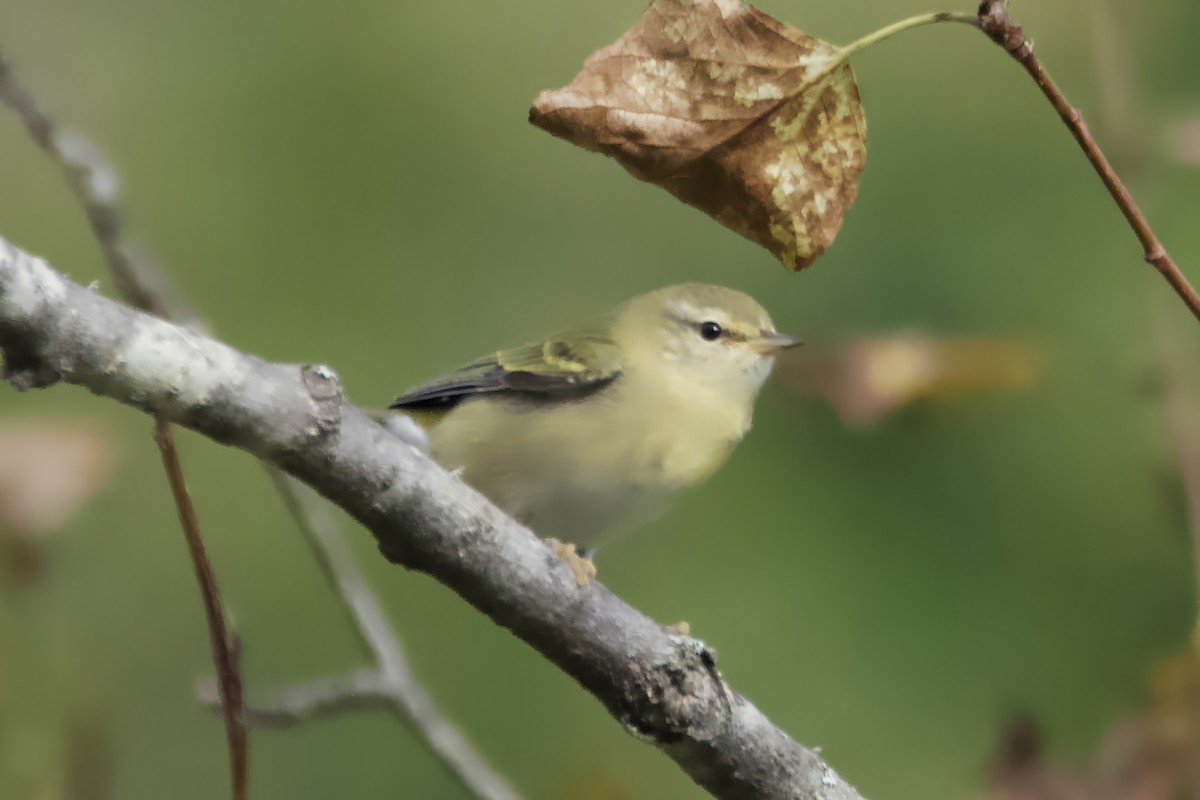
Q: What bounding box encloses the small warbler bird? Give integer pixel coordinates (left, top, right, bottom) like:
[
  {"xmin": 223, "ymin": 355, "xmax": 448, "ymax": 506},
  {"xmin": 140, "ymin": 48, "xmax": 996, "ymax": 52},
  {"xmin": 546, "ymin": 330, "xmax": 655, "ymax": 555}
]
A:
[{"xmin": 389, "ymin": 283, "xmax": 798, "ymax": 582}]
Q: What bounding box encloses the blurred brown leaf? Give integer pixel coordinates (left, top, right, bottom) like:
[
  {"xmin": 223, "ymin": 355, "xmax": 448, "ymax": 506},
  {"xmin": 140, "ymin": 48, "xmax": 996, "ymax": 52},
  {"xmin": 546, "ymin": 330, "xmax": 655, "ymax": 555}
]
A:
[
  {"xmin": 988, "ymin": 715, "xmax": 1097, "ymax": 800},
  {"xmin": 530, "ymin": 0, "xmax": 866, "ymax": 270},
  {"xmin": 1091, "ymin": 648, "xmax": 1200, "ymax": 800},
  {"xmin": 987, "ymin": 648, "xmax": 1200, "ymax": 800},
  {"xmin": 0, "ymin": 422, "xmax": 116, "ymax": 535},
  {"xmin": 778, "ymin": 332, "xmax": 1040, "ymax": 427}
]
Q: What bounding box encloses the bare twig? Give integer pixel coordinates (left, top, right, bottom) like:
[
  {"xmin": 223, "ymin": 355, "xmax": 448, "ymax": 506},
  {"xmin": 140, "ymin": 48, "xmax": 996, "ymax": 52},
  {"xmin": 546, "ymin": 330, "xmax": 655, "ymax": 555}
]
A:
[
  {"xmin": 975, "ymin": 0, "xmax": 1200, "ymax": 323},
  {"xmin": 259, "ymin": 471, "xmax": 520, "ymax": 800},
  {"xmin": 153, "ymin": 418, "xmax": 248, "ymax": 800},
  {"xmin": 200, "ymin": 670, "xmax": 392, "ymax": 728},
  {"xmin": 0, "ymin": 52, "xmax": 172, "ymax": 317},
  {"xmin": 0, "ymin": 239, "xmax": 865, "ymax": 800},
  {"xmin": 0, "ymin": 47, "xmax": 244, "ymax": 795}
]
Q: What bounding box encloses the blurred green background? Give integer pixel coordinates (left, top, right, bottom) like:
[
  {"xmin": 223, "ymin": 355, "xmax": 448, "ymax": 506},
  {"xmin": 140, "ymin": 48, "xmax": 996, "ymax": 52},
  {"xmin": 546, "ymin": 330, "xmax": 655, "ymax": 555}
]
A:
[{"xmin": 1, "ymin": 0, "xmax": 1198, "ymax": 797}]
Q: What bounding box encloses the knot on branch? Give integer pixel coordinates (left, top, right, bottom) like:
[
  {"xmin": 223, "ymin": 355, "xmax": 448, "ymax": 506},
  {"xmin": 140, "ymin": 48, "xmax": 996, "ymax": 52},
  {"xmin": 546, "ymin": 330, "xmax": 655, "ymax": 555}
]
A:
[
  {"xmin": 622, "ymin": 635, "xmax": 729, "ymax": 744},
  {"xmin": 301, "ymin": 363, "xmax": 343, "ymax": 439},
  {"xmin": 978, "ymin": 0, "xmax": 1031, "ymax": 58}
]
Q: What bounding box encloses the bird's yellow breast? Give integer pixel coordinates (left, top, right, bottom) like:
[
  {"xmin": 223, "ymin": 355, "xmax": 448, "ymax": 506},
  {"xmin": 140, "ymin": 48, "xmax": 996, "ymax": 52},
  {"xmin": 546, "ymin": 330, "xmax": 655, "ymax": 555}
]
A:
[{"xmin": 419, "ymin": 373, "xmax": 752, "ymax": 547}]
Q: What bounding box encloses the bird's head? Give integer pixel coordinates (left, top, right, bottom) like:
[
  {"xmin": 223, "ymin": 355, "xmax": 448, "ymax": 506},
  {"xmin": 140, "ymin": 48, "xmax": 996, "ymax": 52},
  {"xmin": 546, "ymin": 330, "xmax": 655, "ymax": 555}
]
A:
[{"xmin": 615, "ymin": 283, "xmax": 799, "ymax": 402}]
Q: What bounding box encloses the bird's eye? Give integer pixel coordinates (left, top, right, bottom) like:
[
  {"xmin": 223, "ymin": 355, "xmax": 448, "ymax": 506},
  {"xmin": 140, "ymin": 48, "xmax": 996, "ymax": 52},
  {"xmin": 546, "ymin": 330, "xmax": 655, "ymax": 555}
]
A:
[{"xmin": 699, "ymin": 321, "xmax": 723, "ymax": 341}]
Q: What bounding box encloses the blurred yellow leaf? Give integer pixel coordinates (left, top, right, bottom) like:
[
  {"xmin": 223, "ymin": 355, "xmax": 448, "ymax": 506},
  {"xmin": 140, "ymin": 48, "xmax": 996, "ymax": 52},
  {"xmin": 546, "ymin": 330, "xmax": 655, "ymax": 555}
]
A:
[
  {"xmin": 530, "ymin": 0, "xmax": 866, "ymax": 269},
  {"xmin": 779, "ymin": 332, "xmax": 1040, "ymax": 426}
]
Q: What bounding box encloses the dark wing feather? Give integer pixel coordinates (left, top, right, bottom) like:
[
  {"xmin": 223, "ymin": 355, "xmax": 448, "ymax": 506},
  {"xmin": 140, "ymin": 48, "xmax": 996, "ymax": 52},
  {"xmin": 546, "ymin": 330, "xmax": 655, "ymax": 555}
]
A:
[{"xmin": 389, "ymin": 320, "xmax": 622, "ymax": 411}]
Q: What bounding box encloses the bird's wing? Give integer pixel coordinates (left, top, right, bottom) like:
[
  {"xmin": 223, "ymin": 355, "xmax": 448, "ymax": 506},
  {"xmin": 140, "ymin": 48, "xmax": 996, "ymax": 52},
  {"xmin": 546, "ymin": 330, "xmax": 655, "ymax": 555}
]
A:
[{"xmin": 389, "ymin": 319, "xmax": 623, "ymax": 411}]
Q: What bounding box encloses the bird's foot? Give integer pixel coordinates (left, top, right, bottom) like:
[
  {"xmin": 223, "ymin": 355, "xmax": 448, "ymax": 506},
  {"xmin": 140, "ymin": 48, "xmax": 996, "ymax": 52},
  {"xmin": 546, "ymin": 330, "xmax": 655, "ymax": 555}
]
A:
[{"xmin": 546, "ymin": 538, "xmax": 596, "ymax": 587}]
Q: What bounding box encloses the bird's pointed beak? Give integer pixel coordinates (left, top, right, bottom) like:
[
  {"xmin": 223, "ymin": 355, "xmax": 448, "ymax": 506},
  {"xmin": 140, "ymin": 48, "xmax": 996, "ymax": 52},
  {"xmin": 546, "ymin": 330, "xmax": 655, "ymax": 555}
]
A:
[{"xmin": 751, "ymin": 331, "xmax": 802, "ymax": 355}]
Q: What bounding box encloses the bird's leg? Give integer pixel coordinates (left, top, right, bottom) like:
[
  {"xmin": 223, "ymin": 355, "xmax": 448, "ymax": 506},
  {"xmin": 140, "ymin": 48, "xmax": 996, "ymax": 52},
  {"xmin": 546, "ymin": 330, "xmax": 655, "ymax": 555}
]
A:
[{"xmin": 545, "ymin": 538, "xmax": 596, "ymax": 586}]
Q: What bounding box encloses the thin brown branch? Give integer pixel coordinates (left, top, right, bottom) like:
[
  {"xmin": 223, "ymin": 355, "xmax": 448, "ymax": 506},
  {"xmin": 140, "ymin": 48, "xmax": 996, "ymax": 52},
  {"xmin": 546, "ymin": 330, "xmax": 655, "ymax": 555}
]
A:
[
  {"xmin": 976, "ymin": 0, "xmax": 1200, "ymax": 323},
  {"xmin": 0, "ymin": 46, "xmax": 244, "ymax": 795},
  {"xmin": 153, "ymin": 418, "xmax": 248, "ymax": 800},
  {"xmin": 260, "ymin": 471, "xmax": 521, "ymax": 800}
]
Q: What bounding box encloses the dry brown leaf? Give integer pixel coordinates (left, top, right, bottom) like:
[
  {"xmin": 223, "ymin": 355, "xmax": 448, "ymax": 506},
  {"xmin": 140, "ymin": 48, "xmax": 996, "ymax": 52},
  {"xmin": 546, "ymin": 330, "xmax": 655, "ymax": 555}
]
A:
[
  {"xmin": 530, "ymin": 0, "xmax": 866, "ymax": 269},
  {"xmin": 778, "ymin": 332, "xmax": 1040, "ymax": 427},
  {"xmin": 0, "ymin": 421, "xmax": 117, "ymax": 535}
]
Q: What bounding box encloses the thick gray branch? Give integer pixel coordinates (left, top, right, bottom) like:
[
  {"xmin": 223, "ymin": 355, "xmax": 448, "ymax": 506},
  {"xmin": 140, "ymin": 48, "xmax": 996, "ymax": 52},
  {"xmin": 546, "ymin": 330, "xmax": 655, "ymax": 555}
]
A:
[{"xmin": 0, "ymin": 236, "xmax": 863, "ymax": 800}]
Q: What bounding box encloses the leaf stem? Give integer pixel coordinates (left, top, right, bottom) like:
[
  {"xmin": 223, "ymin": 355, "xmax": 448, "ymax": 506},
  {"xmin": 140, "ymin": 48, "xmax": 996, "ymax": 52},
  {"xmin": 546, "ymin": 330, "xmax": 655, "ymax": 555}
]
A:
[{"xmin": 836, "ymin": 11, "xmax": 980, "ymax": 61}]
